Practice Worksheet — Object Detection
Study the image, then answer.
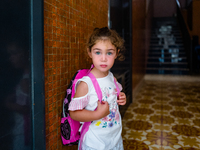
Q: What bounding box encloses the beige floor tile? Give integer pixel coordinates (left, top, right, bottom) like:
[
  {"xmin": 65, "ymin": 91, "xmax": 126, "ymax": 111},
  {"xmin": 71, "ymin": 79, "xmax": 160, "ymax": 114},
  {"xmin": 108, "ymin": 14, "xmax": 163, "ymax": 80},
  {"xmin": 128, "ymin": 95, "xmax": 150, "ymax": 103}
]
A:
[{"xmin": 122, "ymin": 75, "xmax": 200, "ymax": 150}]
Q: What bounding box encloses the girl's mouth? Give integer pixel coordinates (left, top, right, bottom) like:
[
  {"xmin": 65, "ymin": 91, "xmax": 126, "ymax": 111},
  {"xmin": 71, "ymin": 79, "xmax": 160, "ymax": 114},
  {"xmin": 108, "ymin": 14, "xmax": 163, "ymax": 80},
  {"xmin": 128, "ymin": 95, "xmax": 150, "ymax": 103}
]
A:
[{"xmin": 100, "ymin": 65, "xmax": 107, "ymax": 68}]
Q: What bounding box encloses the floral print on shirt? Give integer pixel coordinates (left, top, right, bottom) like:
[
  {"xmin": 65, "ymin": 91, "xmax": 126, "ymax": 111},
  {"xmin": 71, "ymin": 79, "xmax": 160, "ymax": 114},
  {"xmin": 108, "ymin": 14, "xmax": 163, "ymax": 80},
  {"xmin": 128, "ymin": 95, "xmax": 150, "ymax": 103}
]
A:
[{"xmin": 95, "ymin": 87, "xmax": 120, "ymax": 128}]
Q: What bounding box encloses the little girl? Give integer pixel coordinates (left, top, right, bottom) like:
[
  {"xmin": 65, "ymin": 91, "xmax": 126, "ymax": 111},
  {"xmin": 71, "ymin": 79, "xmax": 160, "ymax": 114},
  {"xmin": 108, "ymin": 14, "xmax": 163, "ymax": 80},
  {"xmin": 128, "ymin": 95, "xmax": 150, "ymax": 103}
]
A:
[{"xmin": 69, "ymin": 27, "xmax": 126, "ymax": 150}]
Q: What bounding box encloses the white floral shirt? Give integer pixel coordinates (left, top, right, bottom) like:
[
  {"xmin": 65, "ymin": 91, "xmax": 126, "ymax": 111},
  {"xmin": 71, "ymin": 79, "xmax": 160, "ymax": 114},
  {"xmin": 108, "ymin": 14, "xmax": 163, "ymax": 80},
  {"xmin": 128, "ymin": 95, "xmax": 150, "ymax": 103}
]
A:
[{"xmin": 69, "ymin": 71, "xmax": 123, "ymax": 150}]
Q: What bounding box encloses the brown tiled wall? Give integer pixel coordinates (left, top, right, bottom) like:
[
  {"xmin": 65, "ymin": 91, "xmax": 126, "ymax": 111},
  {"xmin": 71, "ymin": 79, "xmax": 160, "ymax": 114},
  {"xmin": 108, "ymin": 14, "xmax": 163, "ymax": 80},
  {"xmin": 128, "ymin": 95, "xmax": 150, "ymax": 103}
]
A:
[
  {"xmin": 43, "ymin": 0, "xmax": 108, "ymax": 149},
  {"xmin": 131, "ymin": 0, "xmax": 147, "ymax": 90}
]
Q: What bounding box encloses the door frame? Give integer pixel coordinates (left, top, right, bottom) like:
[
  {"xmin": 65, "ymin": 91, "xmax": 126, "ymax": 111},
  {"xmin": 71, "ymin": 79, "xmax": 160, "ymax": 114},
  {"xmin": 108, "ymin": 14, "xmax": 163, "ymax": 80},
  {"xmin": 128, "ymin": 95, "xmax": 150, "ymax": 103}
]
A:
[{"xmin": 31, "ymin": 0, "xmax": 46, "ymax": 149}]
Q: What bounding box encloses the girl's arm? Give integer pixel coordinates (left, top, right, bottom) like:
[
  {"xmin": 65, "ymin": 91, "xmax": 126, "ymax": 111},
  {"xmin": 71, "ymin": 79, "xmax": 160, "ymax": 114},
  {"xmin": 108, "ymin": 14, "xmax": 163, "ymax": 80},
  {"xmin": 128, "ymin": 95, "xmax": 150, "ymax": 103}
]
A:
[
  {"xmin": 69, "ymin": 81, "xmax": 110, "ymax": 122},
  {"xmin": 70, "ymin": 101, "xmax": 109, "ymax": 122}
]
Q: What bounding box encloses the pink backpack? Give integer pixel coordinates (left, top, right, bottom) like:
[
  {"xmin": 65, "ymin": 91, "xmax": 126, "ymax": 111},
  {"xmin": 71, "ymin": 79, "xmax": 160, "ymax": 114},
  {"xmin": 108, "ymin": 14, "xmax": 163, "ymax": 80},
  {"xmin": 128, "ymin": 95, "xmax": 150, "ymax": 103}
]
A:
[{"xmin": 60, "ymin": 65, "xmax": 120, "ymax": 149}]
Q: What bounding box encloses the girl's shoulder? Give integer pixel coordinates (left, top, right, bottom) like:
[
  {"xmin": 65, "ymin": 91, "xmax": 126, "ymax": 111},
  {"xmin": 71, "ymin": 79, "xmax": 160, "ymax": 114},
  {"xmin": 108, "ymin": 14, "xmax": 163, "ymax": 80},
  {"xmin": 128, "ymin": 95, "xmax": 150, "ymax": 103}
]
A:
[
  {"xmin": 75, "ymin": 76, "xmax": 94, "ymax": 92},
  {"xmin": 78, "ymin": 76, "xmax": 93, "ymax": 85},
  {"xmin": 74, "ymin": 76, "xmax": 92, "ymax": 98},
  {"xmin": 74, "ymin": 81, "xmax": 88, "ymax": 98}
]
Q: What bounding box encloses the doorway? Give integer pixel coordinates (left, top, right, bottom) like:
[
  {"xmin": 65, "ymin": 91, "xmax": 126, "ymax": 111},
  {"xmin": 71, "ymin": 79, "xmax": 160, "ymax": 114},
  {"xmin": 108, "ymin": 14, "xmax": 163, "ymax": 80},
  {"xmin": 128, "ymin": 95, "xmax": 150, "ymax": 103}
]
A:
[
  {"xmin": 109, "ymin": 0, "xmax": 132, "ymax": 117},
  {"xmin": 0, "ymin": 0, "xmax": 45, "ymax": 149}
]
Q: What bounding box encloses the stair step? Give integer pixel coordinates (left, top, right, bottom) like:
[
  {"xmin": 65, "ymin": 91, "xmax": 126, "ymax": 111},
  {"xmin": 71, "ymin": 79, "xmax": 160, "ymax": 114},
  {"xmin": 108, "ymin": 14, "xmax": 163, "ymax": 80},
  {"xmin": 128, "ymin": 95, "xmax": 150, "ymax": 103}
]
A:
[
  {"xmin": 146, "ymin": 69, "xmax": 189, "ymax": 75},
  {"xmin": 151, "ymin": 31, "xmax": 181, "ymax": 34},
  {"xmin": 148, "ymin": 53, "xmax": 186, "ymax": 57},
  {"xmin": 146, "ymin": 67, "xmax": 189, "ymax": 71},
  {"xmin": 151, "ymin": 35, "xmax": 182, "ymax": 38},
  {"xmin": 148, "ymin": 56, "xmax": 187, "ymax": 58},
  {"xmin": 152, "ymin": 26, "xmax": 179, "ymax": 28},
  {"xmin": 149, "ymin": 50, "xmax": 185, "ymax": 53},
  {"xmin": 152, "ymin": 25, "xmax": 178, "ymax": 28},
  {"xmin": 151, "ymin": 34, "xmax": 182, "ymax": 36},
  {"xmin": 151, "ymin": 36, "xmax": 183, "ymax": 40},
  {"xmin": 147, "ymin": 62, "xmax": 188, "ymax": 68},
  {"xmin": 149, "ymin": 49, "xmax": 185, "ymax": 52},
  {"xmin": 150, "ymin": 43, "xmax": 184, "ymax": 46},
  {"xmin": 151, "ymin": 28, "xmax": 181, "ymax": 32},
  {"xmin": 147, "ymin": 57, "xmax": 187, "ymax": 63},
  {"xmin": 147, "ymin": 61, "xmax": 188, "ymax": 64},
  {"xmin": 150, "ymin": 40, "xmax": 183, "ymax": 42},
  {"xmin": 151, "ymin": 30, "xmax": 181, "ymax": 33},
  {"xmin": 149, "ymin": 48, "xmax": 185, "ymax": 52},
  {"xmin": 150, "ymin": 45, "xmax": 184, "ymax": 48},
  {"xmin": 150, "ymin": 42, "xmax": 184, "ymax": 45}
]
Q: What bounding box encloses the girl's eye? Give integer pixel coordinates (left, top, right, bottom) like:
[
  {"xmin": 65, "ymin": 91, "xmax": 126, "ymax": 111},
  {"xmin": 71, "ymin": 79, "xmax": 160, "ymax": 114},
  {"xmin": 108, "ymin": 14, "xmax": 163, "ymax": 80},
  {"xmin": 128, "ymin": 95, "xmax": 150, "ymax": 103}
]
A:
[
  {"xmin": 107, "ymin": 52, "xmax": 113, "ymax": 55},
  {"xmin": 95, "ymin": 51, "xmax": 101, "ymax": 55}
]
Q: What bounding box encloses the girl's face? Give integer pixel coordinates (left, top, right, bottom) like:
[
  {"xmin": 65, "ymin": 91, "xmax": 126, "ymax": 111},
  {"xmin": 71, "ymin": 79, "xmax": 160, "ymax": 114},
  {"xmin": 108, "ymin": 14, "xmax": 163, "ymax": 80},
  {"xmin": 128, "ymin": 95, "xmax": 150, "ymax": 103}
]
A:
[{"xmin": 88, "ymin": 40, "xmax": 118, "ymax": 76}]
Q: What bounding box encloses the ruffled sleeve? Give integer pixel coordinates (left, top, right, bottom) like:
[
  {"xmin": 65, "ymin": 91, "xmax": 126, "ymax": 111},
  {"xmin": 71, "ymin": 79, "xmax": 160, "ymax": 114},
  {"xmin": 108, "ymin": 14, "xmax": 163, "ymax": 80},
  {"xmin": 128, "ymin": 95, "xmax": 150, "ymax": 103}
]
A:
[
  {"xmin": 117, "ymin": 82, "xmax": 123, "ymax": 91},
  {"xmin": 68, "ymin": 94, "xmax": 90, "ymax": 111}
]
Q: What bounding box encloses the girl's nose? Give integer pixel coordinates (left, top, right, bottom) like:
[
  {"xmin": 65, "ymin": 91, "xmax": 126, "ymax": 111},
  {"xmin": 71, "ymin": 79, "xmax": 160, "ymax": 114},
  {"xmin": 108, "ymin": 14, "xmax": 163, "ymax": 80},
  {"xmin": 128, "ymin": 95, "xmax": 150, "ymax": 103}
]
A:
[{"xmin": 101, "ymin": 54, "xmax": 107, "ymax": 61}]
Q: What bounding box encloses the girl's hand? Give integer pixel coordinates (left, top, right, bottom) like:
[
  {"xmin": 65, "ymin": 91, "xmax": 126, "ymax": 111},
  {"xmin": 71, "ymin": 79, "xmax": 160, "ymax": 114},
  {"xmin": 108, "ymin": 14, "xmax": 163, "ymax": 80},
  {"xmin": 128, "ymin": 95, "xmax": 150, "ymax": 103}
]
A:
[
  {"xmin": 96, "ymin": 101, "xmax": 110, "ymax": 119},
  {"xmin": 117, "ymin": 92, "xmax": 126, "ymax": 105}
]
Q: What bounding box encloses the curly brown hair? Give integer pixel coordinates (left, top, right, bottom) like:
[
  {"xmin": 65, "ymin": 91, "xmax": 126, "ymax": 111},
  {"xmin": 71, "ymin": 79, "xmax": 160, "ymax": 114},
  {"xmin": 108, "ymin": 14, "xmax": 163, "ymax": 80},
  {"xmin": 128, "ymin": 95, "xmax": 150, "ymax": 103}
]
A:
[{"xmin": 86, "ymin": 27, "xmax": 125, "ymax": 61}]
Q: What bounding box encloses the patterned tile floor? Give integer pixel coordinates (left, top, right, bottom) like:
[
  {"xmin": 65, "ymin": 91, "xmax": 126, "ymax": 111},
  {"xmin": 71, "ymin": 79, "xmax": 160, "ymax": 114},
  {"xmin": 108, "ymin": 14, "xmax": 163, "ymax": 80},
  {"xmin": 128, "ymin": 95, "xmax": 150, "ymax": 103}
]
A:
[{"xmin": 122, "ymin": 75, "xmax": 200, "ymax": 150}]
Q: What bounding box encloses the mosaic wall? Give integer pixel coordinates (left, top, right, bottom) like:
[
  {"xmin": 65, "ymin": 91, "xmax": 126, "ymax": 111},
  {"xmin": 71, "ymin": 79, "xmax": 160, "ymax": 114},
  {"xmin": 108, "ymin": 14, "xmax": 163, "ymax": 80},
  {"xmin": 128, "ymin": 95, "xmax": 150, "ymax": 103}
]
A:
[{"xmin": 43, "ymin": 0, "xmax": 108, "ymax": 149}]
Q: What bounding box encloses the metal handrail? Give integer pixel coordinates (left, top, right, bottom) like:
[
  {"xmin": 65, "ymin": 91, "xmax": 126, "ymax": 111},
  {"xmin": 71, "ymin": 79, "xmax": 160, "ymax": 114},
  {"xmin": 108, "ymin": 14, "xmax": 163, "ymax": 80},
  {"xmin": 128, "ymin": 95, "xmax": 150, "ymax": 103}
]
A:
[{"xmin": 175, "ymin": 0, "xmax": 193, "ymax": 73}]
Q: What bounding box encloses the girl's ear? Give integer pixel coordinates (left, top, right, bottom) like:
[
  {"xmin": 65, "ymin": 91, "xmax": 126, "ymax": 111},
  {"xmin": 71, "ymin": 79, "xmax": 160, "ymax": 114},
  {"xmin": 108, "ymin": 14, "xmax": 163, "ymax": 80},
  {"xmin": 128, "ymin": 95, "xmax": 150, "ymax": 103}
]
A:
[
  {"xmin": 87, "ymin": 48, "xmax": 92, "ymax": 58},
  {"xmin": 115, "ymin": 49, "xmax": 120, "ymax": 59}
]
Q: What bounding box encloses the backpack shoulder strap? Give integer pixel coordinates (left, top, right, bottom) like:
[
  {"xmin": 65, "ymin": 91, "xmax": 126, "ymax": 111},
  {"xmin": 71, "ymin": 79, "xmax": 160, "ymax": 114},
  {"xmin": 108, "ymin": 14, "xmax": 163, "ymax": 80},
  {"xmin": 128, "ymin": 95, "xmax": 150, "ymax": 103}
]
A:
[
  {"xmin": 87, "ymin": 72, "xmax": 102, "ymax": 102},
  {"xmin": 79, "ymin": 72, "xmax": 102, "ymax": 150}
]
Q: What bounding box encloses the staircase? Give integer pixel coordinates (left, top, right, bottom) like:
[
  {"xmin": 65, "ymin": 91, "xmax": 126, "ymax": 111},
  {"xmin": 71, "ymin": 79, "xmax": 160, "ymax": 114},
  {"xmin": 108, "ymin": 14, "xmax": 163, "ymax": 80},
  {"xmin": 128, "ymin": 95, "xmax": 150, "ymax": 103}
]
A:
[{"xmin": 146, "ymin": 17, "xmax": 189, "ymax": 75}]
